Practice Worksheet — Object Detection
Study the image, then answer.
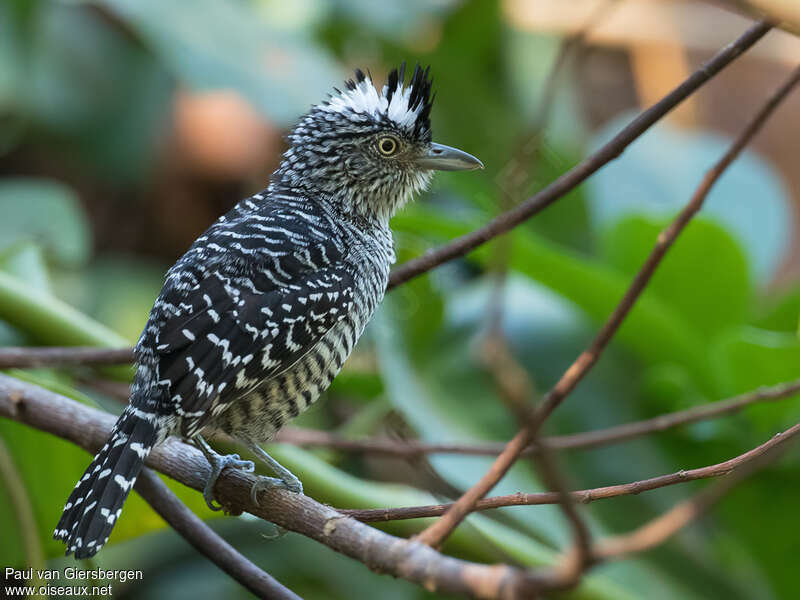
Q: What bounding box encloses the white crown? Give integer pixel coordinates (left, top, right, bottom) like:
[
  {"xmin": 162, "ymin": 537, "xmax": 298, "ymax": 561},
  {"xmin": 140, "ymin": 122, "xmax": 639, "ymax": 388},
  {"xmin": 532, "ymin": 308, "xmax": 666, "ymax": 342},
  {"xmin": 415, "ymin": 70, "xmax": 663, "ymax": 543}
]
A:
[{"xmin": 320, "ymin": 74, "xmax": 423, "ymax": 129}]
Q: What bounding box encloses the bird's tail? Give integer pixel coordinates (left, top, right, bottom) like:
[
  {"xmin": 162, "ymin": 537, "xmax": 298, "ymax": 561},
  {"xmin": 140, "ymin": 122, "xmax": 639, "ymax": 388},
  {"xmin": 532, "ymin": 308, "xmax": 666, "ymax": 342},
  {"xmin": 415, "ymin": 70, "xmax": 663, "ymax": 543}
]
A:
[{"xmin": 54, "ymin": 405, "xmax": 158, "ymax": 558}]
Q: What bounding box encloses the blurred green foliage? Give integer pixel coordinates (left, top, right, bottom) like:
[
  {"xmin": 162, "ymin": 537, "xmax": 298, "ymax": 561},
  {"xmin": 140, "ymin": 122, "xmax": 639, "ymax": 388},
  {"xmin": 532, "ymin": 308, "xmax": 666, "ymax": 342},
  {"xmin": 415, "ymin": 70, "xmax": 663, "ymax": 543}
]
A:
[{"xmin": 0, "ymin": 1, "xmax": 799, "ymax": 599}]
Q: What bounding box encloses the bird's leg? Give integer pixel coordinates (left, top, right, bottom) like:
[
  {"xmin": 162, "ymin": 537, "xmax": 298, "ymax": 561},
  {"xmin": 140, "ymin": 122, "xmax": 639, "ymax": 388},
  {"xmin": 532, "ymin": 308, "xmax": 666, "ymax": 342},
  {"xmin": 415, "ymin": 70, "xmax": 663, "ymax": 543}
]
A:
[
  {"xmin": 193, "ymin": 434, "xmax": 255, "ymax": 511},
  {"xmin": 245, "ymin": 442, "xmax": 303, "ymax": 505}
]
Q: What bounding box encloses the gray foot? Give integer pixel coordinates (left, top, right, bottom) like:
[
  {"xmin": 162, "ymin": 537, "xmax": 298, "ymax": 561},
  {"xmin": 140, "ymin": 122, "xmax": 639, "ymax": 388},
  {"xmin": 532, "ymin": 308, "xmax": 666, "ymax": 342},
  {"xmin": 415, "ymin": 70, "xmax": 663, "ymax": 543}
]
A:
[
  {"xmin": 246, "ymin": 442, "xmax": 303, "ymax": 505},
  {"xmin": 194, "ymin": 436, "xmax": 255, "ymax": 511},
  {"xmin": 250, "ymin": 474, "xmax": 302, "ymax": 505}
]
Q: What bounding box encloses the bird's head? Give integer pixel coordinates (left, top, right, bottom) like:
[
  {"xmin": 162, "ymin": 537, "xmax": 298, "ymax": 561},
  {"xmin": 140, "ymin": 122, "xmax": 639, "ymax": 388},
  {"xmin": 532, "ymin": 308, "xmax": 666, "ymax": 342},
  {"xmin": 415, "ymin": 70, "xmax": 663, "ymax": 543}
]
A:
[{"xmin": 274, "ymin": 63, "xmax": 483, "ymax": 224}]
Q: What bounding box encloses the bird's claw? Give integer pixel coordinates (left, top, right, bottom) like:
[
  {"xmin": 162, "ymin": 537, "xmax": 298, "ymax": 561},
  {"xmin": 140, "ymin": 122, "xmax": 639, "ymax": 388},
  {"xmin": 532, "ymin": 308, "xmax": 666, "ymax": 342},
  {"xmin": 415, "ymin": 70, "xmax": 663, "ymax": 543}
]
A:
[
  {"xmin": 203, "ymin": 453, "xmax": 255, "ymax": 511},
  {"xmin": 250, "ymin": 474, "xmax": 303, "ymax": 506}
]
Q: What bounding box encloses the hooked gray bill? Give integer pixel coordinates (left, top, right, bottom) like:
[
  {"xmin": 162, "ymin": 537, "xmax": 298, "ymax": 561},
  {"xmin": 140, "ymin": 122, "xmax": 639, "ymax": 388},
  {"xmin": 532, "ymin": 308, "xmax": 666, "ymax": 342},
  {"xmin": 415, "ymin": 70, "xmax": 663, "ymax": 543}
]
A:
[{"xmin": 415, "ymin": 142, "xmax": 484, "ymax": 171}]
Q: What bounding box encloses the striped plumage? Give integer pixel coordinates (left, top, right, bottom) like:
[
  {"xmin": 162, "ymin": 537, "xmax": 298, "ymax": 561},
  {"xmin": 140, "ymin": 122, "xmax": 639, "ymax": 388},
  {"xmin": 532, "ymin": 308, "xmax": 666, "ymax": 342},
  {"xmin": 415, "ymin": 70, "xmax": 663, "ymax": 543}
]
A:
[{"xmin": 55, "ymin": 63, "xmax": 482, "ymax": 558}]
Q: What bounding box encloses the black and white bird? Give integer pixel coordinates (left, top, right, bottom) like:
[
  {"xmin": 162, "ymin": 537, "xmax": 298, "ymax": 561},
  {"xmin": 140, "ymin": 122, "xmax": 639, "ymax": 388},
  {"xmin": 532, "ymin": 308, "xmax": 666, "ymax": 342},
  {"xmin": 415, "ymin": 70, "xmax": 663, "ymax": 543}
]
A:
[{"xmin": 54, "ymin": 63, "xmax": 482, "ymax": 558}]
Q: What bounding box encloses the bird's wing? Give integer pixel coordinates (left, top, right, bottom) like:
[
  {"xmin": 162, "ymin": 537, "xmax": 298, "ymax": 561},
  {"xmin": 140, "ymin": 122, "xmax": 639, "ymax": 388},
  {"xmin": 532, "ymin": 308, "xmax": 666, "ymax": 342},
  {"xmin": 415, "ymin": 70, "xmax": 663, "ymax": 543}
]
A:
[{"xmin": 151, "ymin": 263, "xmax": 355, "ymax": 432}]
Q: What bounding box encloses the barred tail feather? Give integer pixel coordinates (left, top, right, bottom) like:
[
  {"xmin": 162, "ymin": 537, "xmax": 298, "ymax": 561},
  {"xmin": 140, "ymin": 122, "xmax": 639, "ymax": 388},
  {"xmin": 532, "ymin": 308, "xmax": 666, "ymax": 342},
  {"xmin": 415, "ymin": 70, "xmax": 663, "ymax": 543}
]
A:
[{"xmin": 54, "ymin": 406, "xmax": 158, "ymax": 558}]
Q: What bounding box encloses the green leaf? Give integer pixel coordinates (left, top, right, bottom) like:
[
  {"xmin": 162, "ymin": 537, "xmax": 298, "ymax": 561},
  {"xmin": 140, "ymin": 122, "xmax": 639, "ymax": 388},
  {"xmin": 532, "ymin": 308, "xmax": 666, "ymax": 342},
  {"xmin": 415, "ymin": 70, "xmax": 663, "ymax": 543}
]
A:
[
  {"xmin": 25, "ymin": 4, "xmax": 173, "ymax": 181},
  {"xmin": 586, "ymin": 119, "xmax": 792, "ymax": 285},
  {"xmin": 754, "ymin": 285, "xmax": 800, "ymax": 334},
  {"xmin": 0, "ymin": 243, "xmax": 52, "ymax": 293},
  {"xmin": 0, "ymin": 271, "xmax": 130, "ymax": 347},
  {"xmin": 599, "ymin": 216, "xmax": 751, "ymax": 338},
  {"xmin": 92, "ymin": 0, "xmax": 341, "ymax": 125},
  {"xmin": 328, "ymin": 0, "xmax": 459, "ymax": 40},
  {"xmin": 0, "ymin": 271, "xmax": 133, "ymax": 379},
  {"xmin": 372, "ymin": 294, "xmax": 702, "ymax": 600},
  {"xmin": 0, "ymin": 178, "xmax": 91, "ymax": 268},
  {"xmin": 710, "ymin": 327, "xmax": 800, "ymax": 432},
  {"xmin": 0, "ymin": 370, "xmax": 218, "ymax": 560},
  {"xmin": 391, "ymin": 206, "xmax": 714, "ymax": 395},
  {"xmin": 57, "ymin": 255, "xmax": 165, "ymax": 343}
]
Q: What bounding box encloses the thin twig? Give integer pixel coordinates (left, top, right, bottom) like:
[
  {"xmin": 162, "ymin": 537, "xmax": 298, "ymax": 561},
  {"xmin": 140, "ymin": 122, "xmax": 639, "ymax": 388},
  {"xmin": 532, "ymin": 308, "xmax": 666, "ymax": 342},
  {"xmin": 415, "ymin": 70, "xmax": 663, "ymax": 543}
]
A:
[
  {"xmin": 482, "ymin": 331, "xmax": 592, "ymax": 587},
  {"xmin": 340, "ymin": 421, "xmax": 800, "ymax": 522},
  {"xmin": 274, "ymin": 377, "xmax": 800, "ymax": 457},
  {"xmin": 414, "ymin": 50, "xmax": 798, "ymax": 550},
  {"xmin": 528, "ymin": 441, "xmax": 593, "ymax": 589},
  {"xmin": 387, "ymin": 19, "xmax": 773, "ymax": 289},
  {"xmin": 592, "ymin": 422, "xmax": 799, "ymax": 561},
  {"xmin": 0, "ymin": 346, "xmax": 134, "ymax": 369},
  {"xmin": 482, "ymin": 1, "xmax": 617, "ymax": 340},
  {"xmin": 134, "ymin": 469, "xmax": 301, "ymax": 600}
]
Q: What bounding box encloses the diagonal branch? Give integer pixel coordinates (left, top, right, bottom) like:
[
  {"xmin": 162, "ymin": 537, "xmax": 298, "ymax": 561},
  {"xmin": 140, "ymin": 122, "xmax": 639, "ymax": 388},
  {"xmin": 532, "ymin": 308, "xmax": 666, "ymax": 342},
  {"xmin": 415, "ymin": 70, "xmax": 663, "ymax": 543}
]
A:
[
  {"xmin": 2, "ymin": 374, "xmax": 795, "ymax": 599},
  {"xmin": 592, "ymin": 421, "xmax": 799, "ymax": 561},
  {"xmin": 274, "ymin": 377, "xmax": 800, "ymax": 457},
  {"xmin": 386, "ymin": 19, "xmax": 773, "ymax": 289},
  {"xmin": 0, "ymin": 374, "xmax": 580, "ymax": 600},
  {"xmin": 414, "ymin": 53, "xmax": 799, "ymax": 550},
  {"xmin": 481, "ymin": 329, "xmax": 593, "ymax": 589},
  {"xmin": 340, "ymin": 420, "xmax": 800, "ymax": 522}
]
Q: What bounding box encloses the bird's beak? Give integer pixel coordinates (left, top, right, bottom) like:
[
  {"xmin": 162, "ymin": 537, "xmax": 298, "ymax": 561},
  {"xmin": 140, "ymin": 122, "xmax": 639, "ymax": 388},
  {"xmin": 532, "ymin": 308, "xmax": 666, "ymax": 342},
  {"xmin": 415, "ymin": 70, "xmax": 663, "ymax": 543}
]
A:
[{"xmin": 415, "ymin": 142, "xmax": 484, "ymax": 171}]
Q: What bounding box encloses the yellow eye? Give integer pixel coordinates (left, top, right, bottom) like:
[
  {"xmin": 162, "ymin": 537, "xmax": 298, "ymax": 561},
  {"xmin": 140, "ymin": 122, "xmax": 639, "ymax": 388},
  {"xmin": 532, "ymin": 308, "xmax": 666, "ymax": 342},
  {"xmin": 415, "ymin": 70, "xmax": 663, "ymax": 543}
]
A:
[{"xmin": 378, "ymin": 136, "xmax": 399, "ymax": 156}]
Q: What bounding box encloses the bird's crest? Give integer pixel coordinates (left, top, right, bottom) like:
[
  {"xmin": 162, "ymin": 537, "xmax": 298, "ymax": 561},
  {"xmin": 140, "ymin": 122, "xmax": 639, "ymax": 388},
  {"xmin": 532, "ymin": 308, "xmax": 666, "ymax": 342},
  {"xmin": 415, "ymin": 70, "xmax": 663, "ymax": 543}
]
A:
[{"xmin": 321, "ymin": 63, "xmax": 433, "ymax": 139}]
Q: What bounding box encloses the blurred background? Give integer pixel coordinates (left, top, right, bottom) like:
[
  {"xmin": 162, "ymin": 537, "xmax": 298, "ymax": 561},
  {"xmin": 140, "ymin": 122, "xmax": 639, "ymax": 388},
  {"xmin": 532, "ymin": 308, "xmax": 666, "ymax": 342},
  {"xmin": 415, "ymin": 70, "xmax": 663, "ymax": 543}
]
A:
[{"xmin": 1, "ymin": 0, "xmax": 800, "ymax": 598}]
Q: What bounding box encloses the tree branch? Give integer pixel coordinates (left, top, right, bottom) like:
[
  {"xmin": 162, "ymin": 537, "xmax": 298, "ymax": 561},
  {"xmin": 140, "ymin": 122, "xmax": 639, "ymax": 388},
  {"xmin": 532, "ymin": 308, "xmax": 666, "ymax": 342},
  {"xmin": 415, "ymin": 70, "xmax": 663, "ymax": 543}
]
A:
[
  {"xmin": 7, "ymin": 370, "xmax": 791, "ymax": 598},
  {"xmin": 481, "ymin": 327, "xmax": 593, "ymax": 591},
  {"xmin": 592, "ymin": 422, "xmax": 798, "ymax": 561},
  {"xmin": 0, "ymin": 346, "xmax": 134, "ymax": 369},
  {"xmin": 134, "ymin": 468, "xmax": 301, "ymax": 600},
  {"xmin": 274, "ymin": 378, "xmax": 800, "ymax": 457},
  {"xmin": 386, "ymin": 19, "xmax": 773, "ymax": 290},
  {"xmin": 413, "ymin": 52, "xmax": 799, "ymax": 549},
  {"xmin": 340, "ymin": 420, "xmax": 800, "ymax": 522},
  {"xmin": 0, "ymin": 374, "xmax": 580, "ymax": 600}
]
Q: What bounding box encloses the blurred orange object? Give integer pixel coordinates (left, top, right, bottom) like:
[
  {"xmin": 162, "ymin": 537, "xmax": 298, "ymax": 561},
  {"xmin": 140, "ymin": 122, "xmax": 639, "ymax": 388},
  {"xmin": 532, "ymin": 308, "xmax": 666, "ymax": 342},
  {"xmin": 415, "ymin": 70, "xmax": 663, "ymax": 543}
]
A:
[{"xmin": 172, "ymin": 89, "xmax": 280, "ymax": 180}]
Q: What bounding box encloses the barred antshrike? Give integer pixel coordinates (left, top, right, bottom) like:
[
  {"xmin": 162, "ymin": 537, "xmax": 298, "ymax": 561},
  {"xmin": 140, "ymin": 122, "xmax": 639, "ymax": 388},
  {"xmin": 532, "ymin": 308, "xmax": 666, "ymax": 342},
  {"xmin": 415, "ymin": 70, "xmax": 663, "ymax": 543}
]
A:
[{"xmin": 55, "ymin": 64, "xmax": 482, "ymax": 557}]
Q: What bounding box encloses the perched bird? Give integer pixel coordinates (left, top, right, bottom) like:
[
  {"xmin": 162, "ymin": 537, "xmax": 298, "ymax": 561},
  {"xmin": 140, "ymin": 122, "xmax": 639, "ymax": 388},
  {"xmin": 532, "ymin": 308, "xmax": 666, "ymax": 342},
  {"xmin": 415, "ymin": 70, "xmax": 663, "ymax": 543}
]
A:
[{"xmin": 54, "ymin": 63, "xmax": 482, "ymax": 558}]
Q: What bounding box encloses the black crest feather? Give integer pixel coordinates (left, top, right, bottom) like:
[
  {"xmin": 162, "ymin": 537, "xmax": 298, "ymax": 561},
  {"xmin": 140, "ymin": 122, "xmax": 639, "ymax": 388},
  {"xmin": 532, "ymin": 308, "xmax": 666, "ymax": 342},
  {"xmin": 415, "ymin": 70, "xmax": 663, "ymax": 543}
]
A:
[
  {"xmin": 337, "ymin": 62, "xmax": 434, "ymax": 140},
  {"xmin": 385, "ymin": 62, "xmax": 433, "ymax": 138}
]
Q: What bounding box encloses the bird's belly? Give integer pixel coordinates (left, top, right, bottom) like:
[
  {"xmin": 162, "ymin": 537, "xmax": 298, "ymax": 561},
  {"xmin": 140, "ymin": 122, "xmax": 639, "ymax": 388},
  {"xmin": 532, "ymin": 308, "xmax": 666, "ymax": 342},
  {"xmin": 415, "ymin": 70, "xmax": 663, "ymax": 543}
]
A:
[{"xmin": 208, "ymin": 289, "xmax": 379, "ymax": 443}]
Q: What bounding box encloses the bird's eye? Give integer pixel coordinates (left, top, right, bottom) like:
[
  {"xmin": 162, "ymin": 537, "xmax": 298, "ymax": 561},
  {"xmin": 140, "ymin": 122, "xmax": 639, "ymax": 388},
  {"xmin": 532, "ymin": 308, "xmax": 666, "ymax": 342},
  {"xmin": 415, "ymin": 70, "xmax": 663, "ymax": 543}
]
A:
[{"xmin": 377, "ymin": 136, "xmax": 399, "ymax": 156}]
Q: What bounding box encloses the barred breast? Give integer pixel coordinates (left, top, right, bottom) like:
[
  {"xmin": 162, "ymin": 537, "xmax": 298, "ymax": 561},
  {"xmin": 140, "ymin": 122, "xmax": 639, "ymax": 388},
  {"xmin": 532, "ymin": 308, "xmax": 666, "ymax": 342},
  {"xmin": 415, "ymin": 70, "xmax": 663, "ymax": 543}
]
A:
[{"xmin": 205, "ymin": 216, "xmax": 393, "ymax": 444}]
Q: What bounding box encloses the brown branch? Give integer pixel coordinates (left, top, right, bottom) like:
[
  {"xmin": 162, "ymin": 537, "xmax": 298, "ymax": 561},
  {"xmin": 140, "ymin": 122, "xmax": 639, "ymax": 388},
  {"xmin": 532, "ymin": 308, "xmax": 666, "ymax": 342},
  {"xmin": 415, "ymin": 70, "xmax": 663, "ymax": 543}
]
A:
[
  {"xmin": 386, "ymin": 19, "xmax": 773, "ymax": 290},
  {"xmin": 341, "ymin": 420, "xmax": 800, "ymax": 522},
  {"xmin": 481, "ymin": 327, "xmax": 592, "ymax": 590},
  {"xmin": 275, "ymin": 378, "xmax": 800, "ymax": 457},
  {"xmin": 0, "ymin": 374, "xmax": 581, "ymax": 599},
  {"xmin": 479, "ymin": 332, "xmax": 536, "ymax": 422},
  {"xmin": 546, "ymin": 379, "xmax": 800, "ymax": 451},
  {"xmin": 0, "ymin": 346, "xmax": 134, "ymax": 369},
  {"xmin": 414, "ymin": 50, "xmax": 798, "ymax": 550},
  {"xmin": 592, "ymin": 422, "xmax": 799, "ymax": 561},
  {"xmin": 10, "ymin": 371, "xmax": 789, "ymax": 598},
  {"xmin": 527, "ymin": 441, "xmax": 592, "ymax": 590},
  {"xmin": 482, "ymin": 0, "xmax": 618, "ymax": 342},
  {"xmin": 134, "ymin": 469, "xmax": 301, "ymax": 600}
]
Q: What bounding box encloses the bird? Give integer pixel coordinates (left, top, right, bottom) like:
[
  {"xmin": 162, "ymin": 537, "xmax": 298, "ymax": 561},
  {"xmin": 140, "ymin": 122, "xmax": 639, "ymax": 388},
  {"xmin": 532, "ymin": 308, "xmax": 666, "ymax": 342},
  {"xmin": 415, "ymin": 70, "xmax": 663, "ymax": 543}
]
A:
[{"xmin": 54, "ymin": 63, "xmax": 482, "ymax": 558}]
